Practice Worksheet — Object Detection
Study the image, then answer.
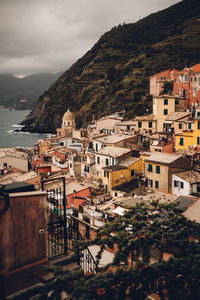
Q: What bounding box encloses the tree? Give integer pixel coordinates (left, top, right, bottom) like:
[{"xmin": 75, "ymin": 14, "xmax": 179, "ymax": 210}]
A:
[
  {"xmin": 12, "ymin": 202, "xmax": 200, "ymax": 299},
  {"xmin": 160, "ymin": 81, "xmax": 173, "ymax": 95}
]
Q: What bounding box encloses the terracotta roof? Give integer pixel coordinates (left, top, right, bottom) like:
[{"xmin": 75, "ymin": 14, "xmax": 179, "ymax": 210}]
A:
[{"xmin": 190, "ymin": 63, "xmax": 200, "ymax": 72}]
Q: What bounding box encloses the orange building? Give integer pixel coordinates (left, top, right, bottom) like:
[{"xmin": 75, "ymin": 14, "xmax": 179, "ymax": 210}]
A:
[
  {"xmin": 149, "ymin": 69, "xmax": 178, "ymax": 96},
  {"xmin": 173, "ymin": 64, "xmax": 200, "ymax": 107}
]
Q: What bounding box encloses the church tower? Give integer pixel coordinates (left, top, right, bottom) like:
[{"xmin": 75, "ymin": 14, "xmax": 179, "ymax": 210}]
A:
[{"xmin": 62, "ymin": 109, "xmax": 76, "ymax": 130}]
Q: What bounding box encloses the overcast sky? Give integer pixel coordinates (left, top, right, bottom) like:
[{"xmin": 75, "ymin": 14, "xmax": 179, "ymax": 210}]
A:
[{"xmin": 0, "ymin": 0, "xmax": 180, "ymax": 77}]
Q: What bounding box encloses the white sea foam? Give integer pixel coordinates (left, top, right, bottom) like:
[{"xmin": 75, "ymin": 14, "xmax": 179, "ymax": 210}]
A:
[{"xmin": 12, "ymin": 124, "xmax": 24, "ymax": 128}]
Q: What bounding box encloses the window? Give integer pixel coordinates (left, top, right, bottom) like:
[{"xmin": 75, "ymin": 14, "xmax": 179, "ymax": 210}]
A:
[
  {"xmin": 164, "ymin": 99, "xmax": 168, "ymax": 105},
  {"xmin": 85, "ymin": 165, "xmax": 90, "ymax": 173},
  {"xmin": 97, "ymin": 156, "xmax": 100, "ymax": 164},
  {"xmin": 147, "ymin": 179, "xmax": 153, "ymax": 187},
  {"xmin": 184, "ymin": 74, "xmax": 188, "ymax": 81},
  {"xmin": 156, "ymin": 166, "xmax": 160, "ymax": 174},
  {"xmin": 198, "ymin": 121, "xmax": 200, "ymax": 130},
  {"xmin": 180, "ymin": 89, "xmax": 185, "ymax": 97},
  {"xmin": 197, "ymin": 112, "xmax": 200, "ymax": 117},
  {"xmin": 107, "ymin": 172, "xmax": 109, "ymax": 178},
  {"xmin": 115, "ymin": 192, "xmax": 118, "ymax": 197},
  {"xmin": 194, "ymin": 76, "xmax": 197, "ymax": 81},
  {"xmin": 104, "ymin": 171, "xmax": 106, "ymax": 177},
  {"xmin": 131, "ymin": 170, "xmax": 135, "ymax": 176},
  {"xmin": 147, "ymin": 164, "xmax": 152, "ymax": 172},
  {"xmin": 174, "ymin": 180, "xmax": 184, "ymax": 189},
  {"xmin": 188, "ymin": 123, "xmax": 192, "ymax": 130},
  {"xmin": 112, "ymin": 158, "xmax": 115, "ymax": 165},
  {"xmin": 155, "ymin": 181, "xmax": 159, "ymax": 188},
  {"xmin": 179, "ymin": 123, "xmax": 182, "ymax": 129},
  {"xmin": 127, "ymin": 125, "xmax": 130, "ymax": 130},
  {"xmin": 70, "ymin": 163, "xmax": 72, "ymax": 168},
  {"xmin": 164, "ymin": 109, "xmax": 168, "ymax": 115},
  {"xmin": 149, "ymin": 121, "xmax": 152, "ymax": 128},
  {"xmin": 95, "ymin": 143, "xmax": 98, "ymax": 151},
  {"xmin": 194, "ymin": 88, "xmax": 197, "ymax": 97},
  {"xmin": 174, "ymin": 180, "xmax": 178, "ymax": 187},
  {"xmin": 175, "ymin": 100, "xmax": 179, "ymax": 105},
  {"xmin": 138, "ymin": 121, "xmax": 142, "ymax": 128},
  {"xmin": 105, "ymin": 158, "xmax": 109, "ymax": 166},
  {"xmin": 179, "ymin": 137, "xmax": 184, "ymax": 145},
  {"xmin": 197, "ymin": 137, "xmax": 200, "ymax": 145}
]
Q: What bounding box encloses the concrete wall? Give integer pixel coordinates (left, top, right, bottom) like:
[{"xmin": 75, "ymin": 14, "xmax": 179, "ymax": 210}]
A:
[{"xmin": 0, "ymin": 156, "xmax": 28, "ymax": 172}]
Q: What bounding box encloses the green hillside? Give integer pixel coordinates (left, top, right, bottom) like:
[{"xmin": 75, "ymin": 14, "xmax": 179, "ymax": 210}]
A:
[{"xmin": 21, "ymin": 0, "xmax": 200, "ymax": 133}]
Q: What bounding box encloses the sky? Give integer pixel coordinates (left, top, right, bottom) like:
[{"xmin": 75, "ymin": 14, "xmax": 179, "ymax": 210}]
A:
[{"xmin": 0, "ymin": 0, "xmax": 181, "ymax": 77}]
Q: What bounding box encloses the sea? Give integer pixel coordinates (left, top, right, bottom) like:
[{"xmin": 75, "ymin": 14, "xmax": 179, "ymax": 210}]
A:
[{"xmin": 0, "ymin": 108, "xmax": 51, "ymax": 148}]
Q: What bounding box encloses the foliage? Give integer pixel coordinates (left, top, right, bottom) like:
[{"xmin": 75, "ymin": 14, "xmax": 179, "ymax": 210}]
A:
[
  {"xmin": 160, "ymin": 81, "xmax": 173, "ymax": 95},
  {"xmin": 11, "ymin": 202, "xmax": 200, "ymax": 299}
]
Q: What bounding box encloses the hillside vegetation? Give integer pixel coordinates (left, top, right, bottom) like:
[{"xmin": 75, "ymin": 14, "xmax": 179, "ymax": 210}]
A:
[{"xmin": 21, "ymin": 0, "xmax": 200, "ymax": 133}]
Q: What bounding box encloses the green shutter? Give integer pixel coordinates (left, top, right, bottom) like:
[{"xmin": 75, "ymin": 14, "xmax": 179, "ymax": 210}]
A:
[
  {"xmin": 156, "ymin": 166, "xmax": 160, "ymax": 174},
  {"xmin": 148, "ymin": 164, "xmax": 152, "ymax": 172},
  {"xmin": 155, "ymin": 181, "xmax": 159, "ymax": 188}
]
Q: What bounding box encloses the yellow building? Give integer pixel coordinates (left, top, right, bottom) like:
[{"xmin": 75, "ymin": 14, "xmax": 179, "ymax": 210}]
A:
[
  {"xmin": 175, "ymin": 119, "xmax": 200, "ymax": 151},
  {"xmin": 102, "ymin": 157, "xmax": 142, "ymax": 193},
  {"xmin": 133, "ymin": 95, "xmax": 183, "ymax": 133},
  {"xmin": 133, "ymin": 115, "xmax": 157, "ymax": 132},
  {"xmin": 153, "ymin": 95, "xmax": 180, "ymax": 132}
]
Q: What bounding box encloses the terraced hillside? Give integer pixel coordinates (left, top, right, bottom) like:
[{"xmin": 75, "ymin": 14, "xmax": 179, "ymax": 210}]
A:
[{"xmin": 21, "ymin": 0, "xmax": 200, "ymax": 133}]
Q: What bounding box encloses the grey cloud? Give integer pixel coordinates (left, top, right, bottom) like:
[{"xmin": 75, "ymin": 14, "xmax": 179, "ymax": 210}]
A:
[{"xmin": 0, "ymin": 0, "xmax": 180, "ymax": 76}]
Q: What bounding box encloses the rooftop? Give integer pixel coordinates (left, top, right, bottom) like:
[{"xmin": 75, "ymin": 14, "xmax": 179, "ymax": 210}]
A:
[
  {"xmin": 183, "ymin": 199, "xmax": 200, "ymax": 223},
  {"xmin": 135, "ymin": 114, "xmax": 156, "ymax": 121},
  {"xmin": 66, "ymin": 182, "xmax": 89, "ymax": 195},
  {"xmin": 145, "ymin": 152, "xmax": 181, "ymax": 165},
  {"xmin": 93, "ymin": 134, "xmax": 134, "ymax": 144},
  {"xmin": 113, "ymin": 189, "xmax": 177, "ymax": 207},
  {"xmin": 0, "ymin": 171, "xmax": 38, "ymax": 185},
  {"xmin": 165, "ymin": 112, "xmax": 191, "ymax": 121},
  {"xmin": 174, "ymin": 170, "xmax": 200, "ymax": 184},
  {"xmin": 96, "ymin": 146, "xmax": 131, "ymax": 158},
  {"xmin": 0, "ymin": 148, "xmax": 28, "ymax": 159},
  {"xmin": 102, "ymin": 165, "xmax": 128, "ymax": 171},
  {"xmin": 175, "ymin": 196, "xmax": 197, "ymax": 209}
]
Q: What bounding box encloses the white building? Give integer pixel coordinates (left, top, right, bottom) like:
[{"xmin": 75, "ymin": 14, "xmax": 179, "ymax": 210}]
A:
[{"xmin": 172, "ymin": 170, "xmax": 200, "ymax": 196}]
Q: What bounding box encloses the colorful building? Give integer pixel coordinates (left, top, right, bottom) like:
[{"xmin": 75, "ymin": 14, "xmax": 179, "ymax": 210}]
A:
[
  {"xmin": 173, "ymin": 64, "xmax": 200, "ymax": 107},
  {"xmin": 144, "ymin": 152, "xmax": 191, "ymax": 193},
  {"xmin": 175, "ymin": 118, "xmax": 200, "ymax": 152},
  {"xmin": 149, "ymin": 69, "xmax": 178, "ymax": 96},
  {"xmin": 102, "ymin": 157, "xmax": 143, "ymax": 193}
]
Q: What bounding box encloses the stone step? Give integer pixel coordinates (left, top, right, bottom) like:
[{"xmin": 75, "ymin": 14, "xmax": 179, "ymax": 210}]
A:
[
  {"xmin": 48, "ymin": 252, "xmax": 76, "ymax": 267},
  {"xmin": 41, "ymin": 262, "xmax": 80, "ymax": 283}
]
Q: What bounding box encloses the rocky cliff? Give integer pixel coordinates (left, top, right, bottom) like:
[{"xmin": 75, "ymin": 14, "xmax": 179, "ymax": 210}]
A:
[{"xmin": 21, "ymin": 0, "xmax": 200, "ymax": 133}]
